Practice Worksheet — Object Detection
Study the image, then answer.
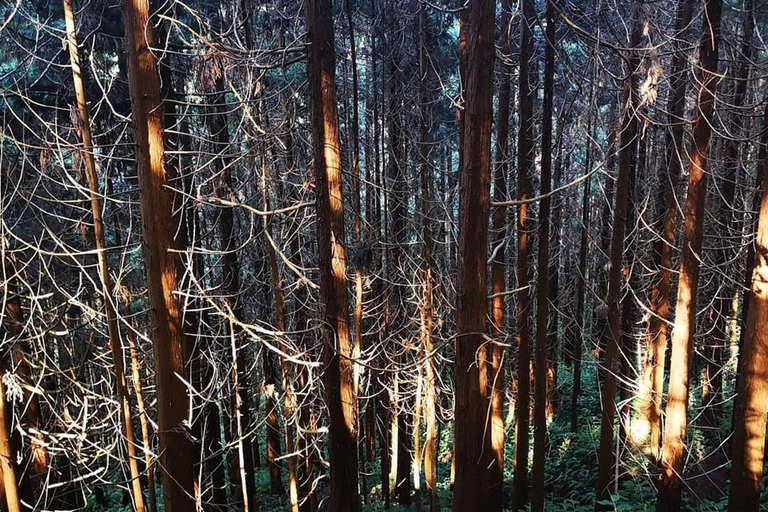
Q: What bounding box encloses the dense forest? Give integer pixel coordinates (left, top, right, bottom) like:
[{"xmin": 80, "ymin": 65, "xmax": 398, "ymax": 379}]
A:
[{"xmin": 1, "ymin": 0, "xmax": 767, "ymax": 511}]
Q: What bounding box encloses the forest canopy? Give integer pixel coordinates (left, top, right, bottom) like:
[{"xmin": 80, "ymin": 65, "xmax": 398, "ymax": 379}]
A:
[{"xmin": 1, "ymin": 0, "xmax": 768, "ymax": 511}]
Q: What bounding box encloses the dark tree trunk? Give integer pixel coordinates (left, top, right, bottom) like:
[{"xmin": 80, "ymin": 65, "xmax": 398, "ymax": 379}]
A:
[
  {"xmin": 452, "ymin": 0, "xmax": 496, "ymax": 511},
  {"xmin": 306, "ymin": 1, "xmax": 360, "ymax": 511},
  {"xmin": 122, "ymin": 0, "xmax": 197, "ymax": 509}
]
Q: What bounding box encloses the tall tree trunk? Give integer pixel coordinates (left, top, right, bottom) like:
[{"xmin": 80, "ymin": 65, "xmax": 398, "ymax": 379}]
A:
[
  {"xmin": 727, "ymin": 96, "xmax": 768, "ymax": 512},
  {"xmin": 531, "ymin": 2, "xmax": 555, "ymax": 509},
  {"xmin": 594, "ymin": 17, "xmax": 642, "ymax": 509},
  {"xmin": 514, "ymin": 0, "xmax": 535, "ymax": 507},
  {"xmin": 452, "ymin": 0, "xmax": 495, "ymax": 511},
  {"xmin": 418, "ymin": 3, "xmax": 439, "ymax": 512},
  {"xmin": 639, "ymin": 0, "xmax": 692, "ymax": 462},
  {"xmin": 657, "ymin": 0, "xmax": 722, "ymax": 508},
  {"xmin": 306, "ymin": 2, "xmax": 360, "ymax": 511},
  {"xmin": 489, "ymin": 0, "xmax": 512, "ymax": 509},
  {"xmin": 702, "ymin": 0, "xmax": 753, "ymax": 430},
  {"xmin": 122, "ymin": 0, "xmax": 196, "ymax": 509},
  {"xmin": 384, "ymin": 6, "xmax": 411, "ymax": 505},
  {"xmin": 572, "ymin": 100, "xmax": 595, "ymax": 433},
  {"xmin": 64, "ymin": 3, "xmax": 147, "ymax": 510},
  {"xmin": 205, "ymin": 74, "xmax": 261, "ymax": 507},
  {"xmin": 262, "ymin": 161, "xmax": 299, "ymax": 511}
]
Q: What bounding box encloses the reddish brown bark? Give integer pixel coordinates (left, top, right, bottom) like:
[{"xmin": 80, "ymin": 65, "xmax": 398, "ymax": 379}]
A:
[
  {"xmin": 122, "ymin": 0, "xmax": 196, "ymax": 509},
  {"xmin": 514, "ymin": 0, "xmax": 535, "ymax": 508},
  {"xmin": 657, "ymin": 0, "xmax": 722, "ymax": 508},
  {"xmin": 702, "ymin": 0, "xmax": 753, "ymax": 429},
  {"xmin": 727, "ymin": 96, "xmax": 768, "ymax": 512},
  {"xmin": 532, "ymin": 1, "xmax": 556, "ymax": 509},
  {"xmin": 306, "ymin": 1, "xmax": 360, "ymax": 511},
  {"xmin": 452, "ymin": 0, "xmax": 495, "ymax": 510},
  {"xmin": 594, "ymin": 18, "xmax": 642, "ymax": 509},
  {"xmin": 639, "ymin": 0, "xmax": 692, "ymax": 462},
  {"xmin": 489, "ymin": 0, "xmax": 512, "ymax": 509}
]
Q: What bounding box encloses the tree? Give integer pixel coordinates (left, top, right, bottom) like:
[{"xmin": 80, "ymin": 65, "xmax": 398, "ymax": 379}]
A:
[
  {"xmin": 594, "ymin": 12, "xmax": 642, "ymax": 508},
  {"xmin": 306, "ymin": 1, "xmax": 360, "ymax": 511},
  {"xmin": 657, "ymin": 0, "xmax": 723, "ymax": 508},
  {"xmin": 638, "ymin": 0, "xmax": 692, "ymax": 460},
  {"xmin": 532, "ymin": 1, "xmax": 556, "ymax": 509},
  {"xmin": 452, "ymin": 0, "xmax": 496, "ymax": 510},
  {"xmin": 122, "ymin": 0, "xmax": 197, "ymax": 509},
  {"xmin": 727, "ymin": 94, "xmax": 768, "ymax": 512},
  {"xmin": 490, "ymin": 0, "xmax": 513, "ymax": 508},
  {"xmin": 64, "ymin": 1, "xmax": 146, "ymax": 509},
  {"xmin": 514, "ymin": 0, "xmax": 535, "ymax": 507}
]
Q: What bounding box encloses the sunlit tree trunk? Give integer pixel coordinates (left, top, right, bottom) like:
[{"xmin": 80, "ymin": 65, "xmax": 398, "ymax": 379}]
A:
[
  {"xmin": 639, "ymin": 0, "xmax": 692, "ymax": 462},
  {"xmin": 306, "ymin": 1, "xmax": 360, "ymax": 511},
  {"xmin": 657, "ymin": 0, "xmax": 722, "ymax": 508},
  {"xmin": 0, "ymin": 263, "xmax": 24, "ymax": 512},
  {"xmin": 452, "ymin": 0, "xmax": 495, "ymax": 510},
  {"xmin": 727, "ymin": 97, "xmax": 768, "ymax": 512},
  {"xmin": 418, "ymin": 3, "xmax": 438, "ymax": 511},
  {"xmin": 122, "ymin": 0, "xmax": 196, "ymax": 509}
]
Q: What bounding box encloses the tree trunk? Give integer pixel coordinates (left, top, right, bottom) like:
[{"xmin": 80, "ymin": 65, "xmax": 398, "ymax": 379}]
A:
[
  {"xmin": 657, "ymin": 0, "xmax": 722, "ymax": 508},
  {"xmin": 702, "ymin": 0, "xmax": 753, "ymax": 430},
  {"xmin": 306, "ymin": 2, "xmax": 360, "ymax": 511},
  {"xmin": 64, "ymin": 3, "xmax": 147, "ymax": 510},
  {"xmin": 489, "ymin": 0, "xmax": 512, "ymax": 509},
  {"xmin": 727, "ymin": 96, "xmax": 768, "ymax": 512},
  {"xmin": 639, "ymin": 0, "xmax": 692, "ymax": 462},
  {"xmin": 418, "ymin": 3, "xmax": 438, "ymax": 512},
  {"xmin": 514, "ymin": 0, "xmax": 535, "ymax": 507},
  {"xmin": 531, "ymin": 1, "xmax": 555, "ymax": 509},
  {"xmin": 452, "ymin": 0, "xmax": 495, "ymax": 511},
  {"xmin": 122, "ymin": 0, "xmax": 196, "ymax": 509},
  {"xmin": 0, "ymin": 265, "xmax": 25, "ymax": 512},
  {"xmin": 205, "ymin": 73, "xmax": 261, "ymax": 507},
  {"xmin": 572, "ymin": 100, "xmax": 595, "ymax": 433},
  {"xmin": 594, "ymin": 17, "xmax": 642, "ymax": 509}
]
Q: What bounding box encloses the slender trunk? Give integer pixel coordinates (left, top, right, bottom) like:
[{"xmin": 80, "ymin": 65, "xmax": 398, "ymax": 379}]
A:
[
  {"xmin": 383, "ymin": 7, "xmax": 411, "ymax": 505},
  {"xmin": 306, "ymin": 2, "xmax": 360, "ymax": 511},
  {"xmin": 452, "ymin": 0, "xmax": 495, "ymax": 511},
  {"xmin": 489, "ymin": 1, "xmax": 512, "ymax": 509},
  {"xmin": 572, "ymin": 105, "xmax": 594, "ymax": 433},
  {"xmin": 109, "ymin": 193, "xmax": 160, "ymax": 512},
  {"xmin": 418, "ymin": 4, "xmax": 438, "ymax": 512},
  {"xmin": 64, "ymin": 2, "xmax": 146, "ymax": 509},
  {"xmin": 594, "ymin": 18, "xmax": 642, "ymax": 509},
  {"xmin": 514, "ymin": 0, "xmax": 535, "ymax": 507},
  {"xmin": 531, "ymin": 2, "xmax": 555, "ymax": 509},
  {"xmin": 122, "ymin": 0, "xmax": 196, "ymax": 509},
  {"xmin": 657, "ymin": 0, "xmax": 722, "ymax": 508},
  {"xmin": 639, "ymin": 0, "xmax": 692, "ymax": 462},
  {"xmin": 703, "ymin": 0, "xmax": 753, "ymax": 430},
  {"xmin": 262, "ymin": 162, "xmax": 298, "ymax": 511},
  {"xmin": 204, "ymin": 74, "xmax": 260, "ymax": 507},
  {"xmin": 727, "ymin": 97, "xmax": 768, "ymax": 512}
]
